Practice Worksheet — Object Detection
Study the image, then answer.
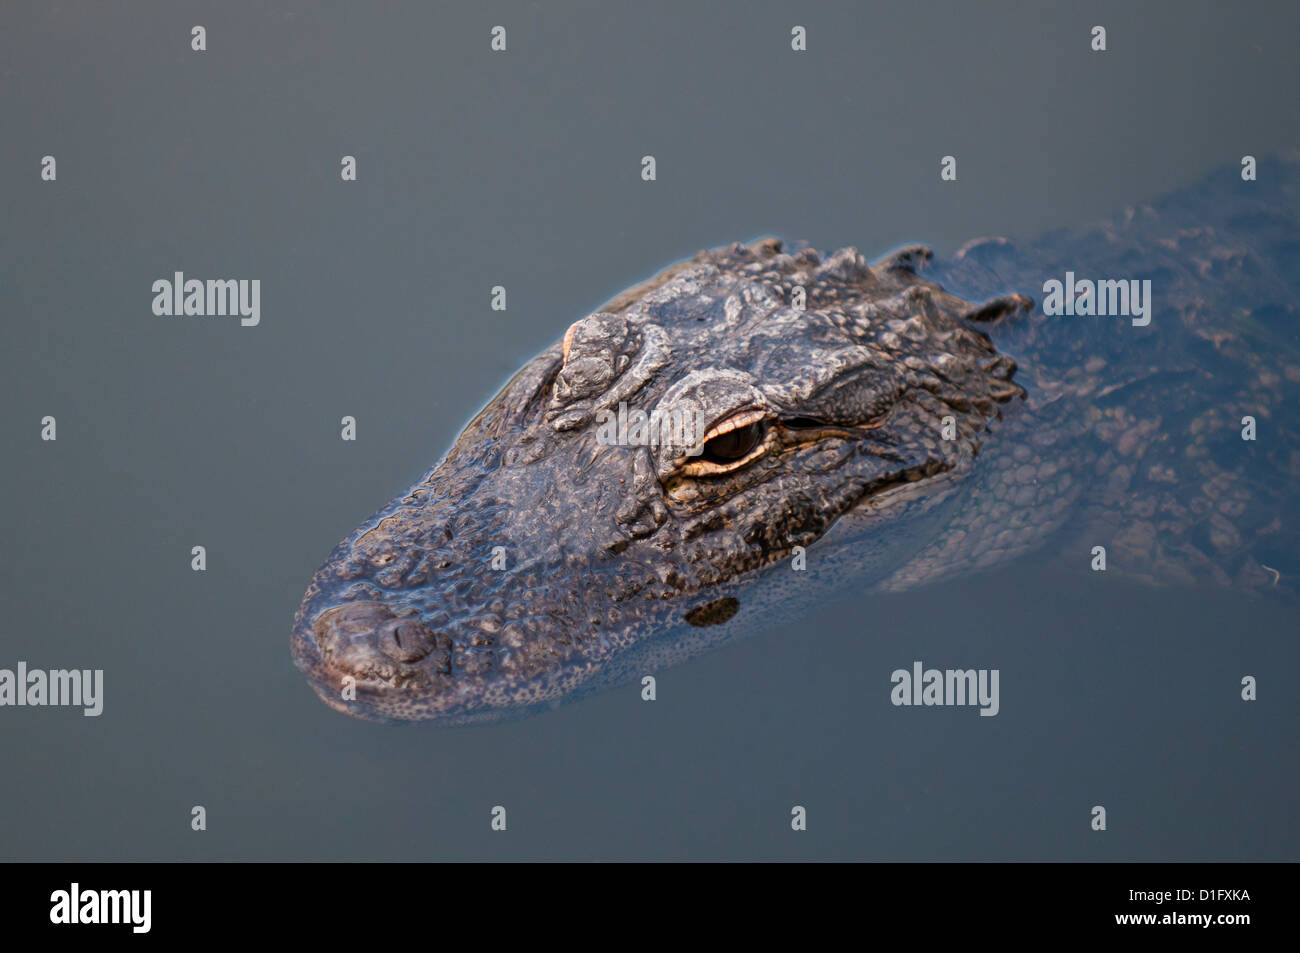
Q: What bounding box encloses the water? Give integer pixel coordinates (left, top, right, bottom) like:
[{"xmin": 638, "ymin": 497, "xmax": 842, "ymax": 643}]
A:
[{"xmin": 1, "ymin": 0, "xmax": 1296, "ymax": 860}]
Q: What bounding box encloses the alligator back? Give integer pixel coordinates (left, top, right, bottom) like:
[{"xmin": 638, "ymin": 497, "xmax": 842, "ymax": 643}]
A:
[{"xmin": 899, "ymin": 156, "xmax": 1300, "ymax": 594}]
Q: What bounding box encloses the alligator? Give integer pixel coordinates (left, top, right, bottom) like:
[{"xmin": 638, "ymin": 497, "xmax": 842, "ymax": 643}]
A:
[{"xmin": 291, "ymin": 158, "xmax": 1300, "ymax": 725}]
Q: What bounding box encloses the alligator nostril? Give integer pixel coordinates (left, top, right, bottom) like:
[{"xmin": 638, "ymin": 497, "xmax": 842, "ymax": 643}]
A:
[
  {"xmin": 377, "ymin": 619, "xmax": 437, "ymax": 663},
  {"xmin": 314, "ymin": 601, "xmax": 393, "ymax": 646}
]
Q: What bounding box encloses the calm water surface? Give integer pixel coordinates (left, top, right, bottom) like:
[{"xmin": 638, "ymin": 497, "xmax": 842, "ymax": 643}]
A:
[{"xmin": 1, "ymin": 1, "xmax": 1296, "ymax": 860}]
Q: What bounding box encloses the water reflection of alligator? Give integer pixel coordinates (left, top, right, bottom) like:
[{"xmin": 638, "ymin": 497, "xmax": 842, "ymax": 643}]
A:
[{"xmin": 292, "ymin": 159, "xmax": 1299, "ymax": 724}]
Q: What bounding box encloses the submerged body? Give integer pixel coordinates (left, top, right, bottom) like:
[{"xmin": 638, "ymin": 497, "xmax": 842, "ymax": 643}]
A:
[{"xmin": 292, "ymin": 159, "xmax": 1300, "ymax": 724}]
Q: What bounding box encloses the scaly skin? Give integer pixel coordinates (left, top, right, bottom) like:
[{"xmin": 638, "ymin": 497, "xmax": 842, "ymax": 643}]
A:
[{"xmin": 291, "ymin": 158, "xmax": 1300, "ymax": 725}]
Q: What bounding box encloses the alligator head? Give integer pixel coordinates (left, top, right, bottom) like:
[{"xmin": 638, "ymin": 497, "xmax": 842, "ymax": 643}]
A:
[{"xmin": 291, "ymin": 238, "xmax": 1030, "ymax": 724}]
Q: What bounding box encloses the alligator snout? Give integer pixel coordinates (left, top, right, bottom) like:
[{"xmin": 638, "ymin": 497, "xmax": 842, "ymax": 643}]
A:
[
  {"xmin": 314, "ymin": 601, "xmax": 393, "ymax": 656},
  {"xmin": 295, "ymin": 602, "xmax": 452, "ymax": 718},
  {"xmin": 376, "ymin": 616, "xmax": 439, "ymax": 663}
]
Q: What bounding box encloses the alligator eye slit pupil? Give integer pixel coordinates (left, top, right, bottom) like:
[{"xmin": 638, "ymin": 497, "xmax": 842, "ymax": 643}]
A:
[
  {"xmin": 703, "ymin": 422, "xmax": 764, "ymax": 463},
  {"xmin": 782, "ymin": 416, "xmax": 824, "ymax": 429}
]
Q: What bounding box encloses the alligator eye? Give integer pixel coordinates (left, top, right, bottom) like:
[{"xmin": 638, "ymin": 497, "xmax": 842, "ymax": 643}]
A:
[
  {"xmin": 702, "ymin": 420, "xmax": 764, "ymax": 463},
  {"xmin": 674, "ymin": 408, "xmax": 771, "ymax": 477}
]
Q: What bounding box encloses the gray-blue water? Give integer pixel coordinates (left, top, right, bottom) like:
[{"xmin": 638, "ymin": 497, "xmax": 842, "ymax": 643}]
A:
[{"xmin": 1, "ymin": 1, "xmax": 1296, "ymax": 860}]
